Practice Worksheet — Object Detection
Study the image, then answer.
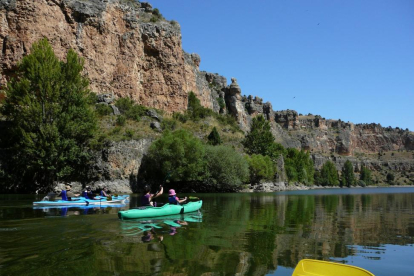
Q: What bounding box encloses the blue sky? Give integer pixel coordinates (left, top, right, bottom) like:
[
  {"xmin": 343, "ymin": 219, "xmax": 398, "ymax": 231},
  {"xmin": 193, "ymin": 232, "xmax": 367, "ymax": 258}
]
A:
[{"xmin": 148, "ymin": 0, "xmax": 414, "ymax": 130}]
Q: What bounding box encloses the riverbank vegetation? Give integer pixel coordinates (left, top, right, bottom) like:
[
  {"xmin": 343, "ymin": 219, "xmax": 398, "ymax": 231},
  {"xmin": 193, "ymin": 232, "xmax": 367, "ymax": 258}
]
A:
[
  {"xmin": 0, "ymin": 39, "xmax": 405, "ymax": 193},
  {"xmin": 0, "ymin": 39, "xmax": 96, "ymax": 193}
]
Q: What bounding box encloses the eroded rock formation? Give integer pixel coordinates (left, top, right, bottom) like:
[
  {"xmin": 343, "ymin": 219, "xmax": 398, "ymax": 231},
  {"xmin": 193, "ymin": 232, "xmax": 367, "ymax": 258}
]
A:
[{"xmin": 0, "ymin": 0, "xmax": 217, "ymax": 114}]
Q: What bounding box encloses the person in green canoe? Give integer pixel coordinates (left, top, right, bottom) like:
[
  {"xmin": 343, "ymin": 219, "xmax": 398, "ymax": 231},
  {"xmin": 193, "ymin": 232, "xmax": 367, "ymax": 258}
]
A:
[
  {"xmin": 141, "ymin": 185, "xmax": 163, "ymax": 207},
  {"xmin": 168, "ymin": 189, "xmax": 187, "ymax": 205}
]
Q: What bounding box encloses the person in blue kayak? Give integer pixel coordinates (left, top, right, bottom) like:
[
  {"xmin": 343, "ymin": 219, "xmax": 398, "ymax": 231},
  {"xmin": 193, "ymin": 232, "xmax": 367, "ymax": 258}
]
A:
[
  {"xmin": 168, "ymin": 189, "xmax": 187, "ymax": 205},
  {"xmin": 83, "ymin": 186, "xmax": 98, "ymax": 200},
  {"xmin": 100, "ymin": 187, "xmax": 109, "ymax": 197},
  {"xmin": 141, "ymin": 185, "xmax": 163, "ymax": 207},
  {"xmin": 58, "ymin": 184, "xmax": 80, "ymax": 201}
]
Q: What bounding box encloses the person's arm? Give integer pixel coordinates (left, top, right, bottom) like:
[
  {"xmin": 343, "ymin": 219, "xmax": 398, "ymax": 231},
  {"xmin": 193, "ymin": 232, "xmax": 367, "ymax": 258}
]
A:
[
  {"xmin": 178, "ymin": 197, "xmax": 187, "ymax": 203},
  {"xmin": 151, "ymin": 186, "xmax": 163, "ymax": 200}
]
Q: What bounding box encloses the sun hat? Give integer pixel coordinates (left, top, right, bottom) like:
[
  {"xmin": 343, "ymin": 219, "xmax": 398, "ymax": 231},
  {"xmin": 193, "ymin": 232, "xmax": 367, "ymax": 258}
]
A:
[{"xmin": 168, "ymin": 189, "xmax": 176, "ymax": 196}]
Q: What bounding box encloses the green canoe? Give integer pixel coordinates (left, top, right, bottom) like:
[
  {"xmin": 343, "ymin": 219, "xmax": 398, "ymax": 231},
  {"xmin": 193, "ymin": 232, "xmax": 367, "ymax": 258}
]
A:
[{"xmin": 118, "ymin": 200, "xmax": 203, "ymax": 220}]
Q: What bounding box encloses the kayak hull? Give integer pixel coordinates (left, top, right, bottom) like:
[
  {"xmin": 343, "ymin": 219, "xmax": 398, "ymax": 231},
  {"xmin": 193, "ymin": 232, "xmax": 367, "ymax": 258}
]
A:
[
  {"xmin": 118, "ymin": 200, "xmax": 202, "ymax": 220},
  {"xmin": 292, "ymin": 259, "xmax": 375, "ymax": 276},
  {"xmin": 33, "ymin": 199, "xmax": 126, "ymax": 207}
]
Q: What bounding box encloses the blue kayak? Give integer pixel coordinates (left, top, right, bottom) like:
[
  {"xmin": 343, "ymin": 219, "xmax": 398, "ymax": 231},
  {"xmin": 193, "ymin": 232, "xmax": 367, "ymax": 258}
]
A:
[{"xmin": 33, "ymin": 198, "xmax": 126, "ymax": 207}]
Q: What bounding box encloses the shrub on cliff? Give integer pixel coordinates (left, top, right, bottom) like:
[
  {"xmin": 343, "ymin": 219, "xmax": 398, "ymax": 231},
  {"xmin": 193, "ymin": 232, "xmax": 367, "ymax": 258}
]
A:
[
  {"xmin": 115, "ymin": 98, "xmax": 147, "ymax": 121},
  {"xmin": 187, "ymin": 91, "xmax": 214, "ymax": 120},
  {"xmin": 1, "ymin": 38, "xmax": 97, "ymax": 192},
  {"xmin": 95, "ymin": 104, "xmax": 113, "ymax": 116},
  {"xmin": 207, "ymin": 127, "xmax": 222, "ymax": 145}
]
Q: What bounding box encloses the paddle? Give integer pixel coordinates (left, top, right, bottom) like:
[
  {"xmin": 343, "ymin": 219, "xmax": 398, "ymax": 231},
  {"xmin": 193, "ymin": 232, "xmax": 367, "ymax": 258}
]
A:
[{"xmin": 188, "ymin": 196, "xmax": 200, "ymax": 201}]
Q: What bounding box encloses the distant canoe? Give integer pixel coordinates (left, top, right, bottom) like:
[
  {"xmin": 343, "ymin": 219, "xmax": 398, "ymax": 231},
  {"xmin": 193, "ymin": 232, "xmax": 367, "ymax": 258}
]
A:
[{"xmin": 118, "ymin": 200, "xmax": 203, "ymax": 220}]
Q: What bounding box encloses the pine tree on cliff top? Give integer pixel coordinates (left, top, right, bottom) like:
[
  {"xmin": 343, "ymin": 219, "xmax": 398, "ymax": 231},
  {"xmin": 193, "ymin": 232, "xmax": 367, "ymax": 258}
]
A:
[{"xmin": 1, "ymin": 38, "xmax": 97, "ymax": 192}]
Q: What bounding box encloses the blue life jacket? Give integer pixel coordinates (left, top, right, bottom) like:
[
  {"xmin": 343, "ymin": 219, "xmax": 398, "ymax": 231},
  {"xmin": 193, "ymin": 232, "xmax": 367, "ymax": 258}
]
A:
[
  {"xmin": 168, "ymin": 196, "xmax": 178, "ymax": 205},
  {"xmin": 100, "ymin": 190, "xmax": 107, "ymax": 197},
  {"xmin": 86, "ymin": 191, "xmax": 95, "ymax": 199},
  {"xmin": 61, "ymin": 190, "xmax": 68, "ymax": 201},
  {"xmin": 82, "ymin": 191, "xmax": 88, "ymax": 198}
]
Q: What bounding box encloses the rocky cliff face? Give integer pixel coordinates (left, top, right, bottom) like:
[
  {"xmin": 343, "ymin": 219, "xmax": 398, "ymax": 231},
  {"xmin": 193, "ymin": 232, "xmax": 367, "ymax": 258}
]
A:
[
  {"xmin": 0, "ymin": 0, "xmax": 220, "ymax": 114},
  {"xmin": 1, "ymin": 0, "xmax": 413, "ymax": 186}
]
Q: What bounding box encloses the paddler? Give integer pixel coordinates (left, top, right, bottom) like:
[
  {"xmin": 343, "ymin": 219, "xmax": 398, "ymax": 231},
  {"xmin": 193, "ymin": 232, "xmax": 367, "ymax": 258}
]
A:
[
  {"xmin": 58, "ymin": 183, "xmax": 80, "ymax": 201},
  {"xmin": 141, "ymin": 185, "xmax": 163, "ymax": 207},
  {"xmin": 168, "ymin": 189, "xmax": 187, "ymax": 205}
]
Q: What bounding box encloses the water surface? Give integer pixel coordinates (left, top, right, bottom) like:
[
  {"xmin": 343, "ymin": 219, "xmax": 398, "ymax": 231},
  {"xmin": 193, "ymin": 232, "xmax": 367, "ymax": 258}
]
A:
[{"xmin": 1, "ymin": 187, "xmax": 414, "ymax": 276}]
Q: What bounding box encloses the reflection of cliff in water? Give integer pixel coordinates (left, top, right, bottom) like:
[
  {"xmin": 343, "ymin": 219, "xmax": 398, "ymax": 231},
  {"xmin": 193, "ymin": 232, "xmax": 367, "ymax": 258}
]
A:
[{"xmin": 87, "ymin": 192, "xmax": 414, "ymax": 276}]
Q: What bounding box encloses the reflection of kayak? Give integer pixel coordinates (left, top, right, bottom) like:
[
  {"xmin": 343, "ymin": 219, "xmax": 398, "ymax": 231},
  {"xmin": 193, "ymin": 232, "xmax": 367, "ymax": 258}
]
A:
[
  {"xmin": 86, "ymin": 195, "xmax": 130, "ymax": 201},
  {"xmin": 33, "ymin": 198, "xmax": 126, "ymax": 207},
  {"xmin": 118, "ymin": 200, "xmax": 203, "ymax": 220},
  {"xmin": 292, "ymin": 259, "xmax": 375, "ymax": 276}
]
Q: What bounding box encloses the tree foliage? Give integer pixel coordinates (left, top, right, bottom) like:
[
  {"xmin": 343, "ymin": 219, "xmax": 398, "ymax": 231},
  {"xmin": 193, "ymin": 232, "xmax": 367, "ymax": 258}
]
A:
[
  {"xmin": 204, "ymin": 145, "xmax": 249, "ymax": 190},
  {"xmin": 115, "ymin": 97, "xmax": 147, "ymax": 121},
  {"xmin": 359, "ymin": 165, "xmax": 372, "ymax": 186},
  {"xmin": 341, "ymin": 160, "xmax": 355, "ymax": 187},
  {"xmin": 1, "ymin": 39, "xmax": 97, "ymax": 192},
  {"xmin": 242, "ymin": 115, "xmax": 275, "ymax": 156},
  {"xmin": 143, "ymin": 130, "xmax": 250, "ymax": 191},
  {"xmin": 284, "ymin": 148, "xmax": 314, "ymax": 185},
  {"xmin": 319, "ymin": 161, "xmax": 339, "ymax": 186},
  {"xmin": 187, "ymin": 91, "xmax": 213, "ymax": 120},
  {"xmin": 207, "ymin": 127, "xmax": 222, "ymax": 146},
  {"xmin": 145, "ymin": 129, "xmax": 207, "ymax": 183},
  {"xmin": 246, "ymin": 154, "xmax": 275, "ymax": 184}
]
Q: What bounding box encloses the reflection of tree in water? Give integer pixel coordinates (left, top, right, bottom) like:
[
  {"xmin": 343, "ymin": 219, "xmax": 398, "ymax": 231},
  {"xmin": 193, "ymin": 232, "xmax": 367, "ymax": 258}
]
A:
[{"xmin": 89, "ymin": 192, "xmax": 414, "ymax": 276}]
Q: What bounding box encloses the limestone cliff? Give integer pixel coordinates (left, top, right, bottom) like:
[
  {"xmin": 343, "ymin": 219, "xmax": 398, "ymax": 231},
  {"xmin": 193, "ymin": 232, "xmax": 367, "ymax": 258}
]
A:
[
  {"xmin": 1, "ymin": 0, "xmax": 413, "ymax": 186},
  {"xmin": 0, "ymin": 0, "xmax": 219, "ymax": 113}
]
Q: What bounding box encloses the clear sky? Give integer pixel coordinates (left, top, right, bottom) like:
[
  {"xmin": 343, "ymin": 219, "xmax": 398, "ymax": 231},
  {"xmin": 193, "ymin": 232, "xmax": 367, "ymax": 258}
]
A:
[{"xmin": 148, "ymin": 0, "xmax": 414, "ymax": 130}]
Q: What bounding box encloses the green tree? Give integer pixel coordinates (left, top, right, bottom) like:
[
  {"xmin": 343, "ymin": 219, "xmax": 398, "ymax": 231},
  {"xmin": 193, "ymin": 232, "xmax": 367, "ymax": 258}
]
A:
[
  {"xmin": 246, "ymin": 154, "xmax": 275, "ymax": 184},
  {"xmin": 284, "ymin": 148, "xmax": 314, "ymax": 185},
  {"xmin": 207, "ymin": 127, "xmax": 222, "ymax": 145},
  {"xmin": 204, "ymin": 145, "xmax": 249, "ymax": 190},
  {"xmin": 1, "ymin": 39, "xmax": 97, "ymax": 192},
  {"xmin": 319, "ymin": 161, "xmax": 339, "ymax": 186},
  {"xmin": 242, "ymin": 115, "xmax": 275, "ymax": 156},
  {"xmin": 145, "ymin": 129, "xmax": 206, "ymax": 183},
  {"xmin": 359, "ymin": 165, "xmax": 372, "ymax": 186},
  {"xmin": 187, "ymin": 91, "xmax": 212, "ymax": 120},
  {"xmin": 341, "ymin": 160, "xmax": 355, "ymax": 187}
]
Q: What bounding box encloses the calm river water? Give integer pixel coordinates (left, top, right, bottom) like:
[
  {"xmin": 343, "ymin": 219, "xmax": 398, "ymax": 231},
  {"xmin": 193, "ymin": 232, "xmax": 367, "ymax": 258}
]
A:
[{"xmin": 1, "ymin": 187, "xmax": 414, "ymax": 276}]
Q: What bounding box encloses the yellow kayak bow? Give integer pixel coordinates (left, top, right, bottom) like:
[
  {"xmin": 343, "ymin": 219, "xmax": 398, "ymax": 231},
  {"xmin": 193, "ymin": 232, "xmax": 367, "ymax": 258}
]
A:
[{"xmin": 292, "ymin": 259, "xmax": 375, "ymax": 276}]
